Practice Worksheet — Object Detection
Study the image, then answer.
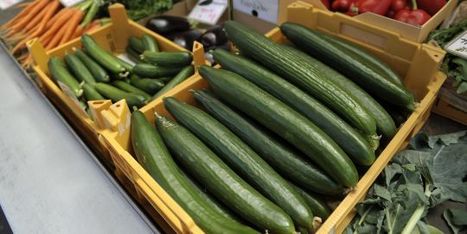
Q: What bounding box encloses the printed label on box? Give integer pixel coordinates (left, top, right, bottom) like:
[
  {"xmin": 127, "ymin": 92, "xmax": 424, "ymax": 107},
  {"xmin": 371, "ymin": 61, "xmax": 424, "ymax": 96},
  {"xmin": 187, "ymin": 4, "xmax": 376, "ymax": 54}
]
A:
[
  {"xmin": 0, "ymin": 0, "xmax": 25, "ymax": 9},
  {"xmin": 233, "ymin": 0, "xmax": 279, "ymax": 24},
  {"xmin": 59, "ymin": 0, "xmax": 85, "ymax": 8},
  {"xmin": 188, "ymin": 0, "xmax": 228, "ymax": 25},
  {"xmin": 445, "ymin": 30, "xmax": 467, "ymax": 59}
]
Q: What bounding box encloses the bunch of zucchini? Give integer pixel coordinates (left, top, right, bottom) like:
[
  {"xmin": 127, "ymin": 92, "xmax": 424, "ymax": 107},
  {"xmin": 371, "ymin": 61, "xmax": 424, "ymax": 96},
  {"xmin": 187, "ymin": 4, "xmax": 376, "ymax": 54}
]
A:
[{"xmin": 47, "ymin": 33, "xmax": 194, "ymax": 110}]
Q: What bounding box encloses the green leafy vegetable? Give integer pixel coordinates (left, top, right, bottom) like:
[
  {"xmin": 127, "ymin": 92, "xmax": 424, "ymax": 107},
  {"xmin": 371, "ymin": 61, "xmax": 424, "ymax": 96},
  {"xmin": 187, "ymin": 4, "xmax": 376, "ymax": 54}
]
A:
[
  {"xmin": 443, "ymin": 208, "xmax": 467, "ymax": 234},
  {"xmin": 104, "ymin": 0, "xmax": 173, "ymax": 21}
]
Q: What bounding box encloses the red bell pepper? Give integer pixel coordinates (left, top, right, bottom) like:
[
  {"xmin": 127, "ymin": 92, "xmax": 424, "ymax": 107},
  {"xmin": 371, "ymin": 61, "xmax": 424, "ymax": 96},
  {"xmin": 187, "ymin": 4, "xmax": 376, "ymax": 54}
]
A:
[
  {"xmin": 416, "ymin": 0, "xmax": 446, "ymax": 15},
  {"xmin": 332, "ymin": 0, "xmax": 357, "ymax": 12},
  {"xmin": 387, "ymin": 0, "xmax": 408, "ymax": 18},
  {"xmin": 394, "ymin": 0, "xmax": 431, "ymax": 26},
  {"xmin": 321, "ymin": 0, "xmax": 330, "ymax": 9},
  {"xmin": 349, "ymin": 0, "xmax": 392, "ymax": 16}
]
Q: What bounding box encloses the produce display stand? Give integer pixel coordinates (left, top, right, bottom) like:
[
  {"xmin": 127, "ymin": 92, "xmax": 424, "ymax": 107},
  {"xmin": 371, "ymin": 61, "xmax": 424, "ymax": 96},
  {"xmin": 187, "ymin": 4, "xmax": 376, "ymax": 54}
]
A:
[
  {"xmin": 433, "ymin": 92, "xmax": 467, "ymax": 125},
  {"xmin": 98, "ymin": 2, "xmax": 447, "ymax": 233}
]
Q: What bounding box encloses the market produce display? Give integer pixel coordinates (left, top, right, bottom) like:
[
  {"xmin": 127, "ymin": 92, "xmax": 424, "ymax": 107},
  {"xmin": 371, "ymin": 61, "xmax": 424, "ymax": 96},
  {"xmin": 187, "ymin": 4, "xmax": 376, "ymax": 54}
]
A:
[{"xmin": 47, "ymin": 34, "xmax": 193, "ymax": 110}]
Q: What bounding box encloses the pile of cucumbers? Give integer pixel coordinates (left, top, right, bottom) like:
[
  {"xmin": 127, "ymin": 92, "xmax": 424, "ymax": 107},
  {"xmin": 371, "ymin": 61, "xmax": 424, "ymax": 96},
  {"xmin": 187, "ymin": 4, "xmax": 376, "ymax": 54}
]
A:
[
  {"xmin": 131, "ymin": 22, "xmax": 415, "ymax": 233},
  {"xmin": 47, "ymin": 33, "xmax": 194, "ymax": 110}
]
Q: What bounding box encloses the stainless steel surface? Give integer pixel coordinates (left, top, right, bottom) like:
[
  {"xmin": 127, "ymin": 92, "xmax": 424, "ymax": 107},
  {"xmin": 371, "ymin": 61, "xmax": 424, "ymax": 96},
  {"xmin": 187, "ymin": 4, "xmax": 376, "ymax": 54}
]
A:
[{"xmin": 0, "ymin": 45, "xmax": 158, "ymax": 234}]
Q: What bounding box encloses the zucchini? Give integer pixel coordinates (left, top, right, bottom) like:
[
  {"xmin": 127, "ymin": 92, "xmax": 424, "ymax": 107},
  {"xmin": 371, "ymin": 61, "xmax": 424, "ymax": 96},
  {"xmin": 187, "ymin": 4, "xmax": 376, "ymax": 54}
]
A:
[
  {"xmin": 129, "ymin": 75, "xmax": 164, "ymax": 94},
  {"xmin": 117, "ymin": 57, "xmax": 134, "ymax": 73},
  {"xmin": 164, "ymin": 97, "xmax": 315, "ymax": 231},
  {"xmin": 126, "ymin": 47, "xmax": 143, "ymax": 63},
  {"xmin": 112, "ymin": 80, "xmax": 151, "ymax": 100},
  {"xmin": 133, "ymin": 63, "xmax": 182, "ymax": 78},
  {"xmin": 152, "ymin": 66, "xmax": 194, "ymax": 100},
  {"xmin": 213, "ymin": 49, "xmax": 375, "ymax": 165},
  {"xmin": 64, "ymin": 53, "xmax": 96, "ymax": 85},
  {"xmin": 280, "ymin": 23, "xmax": 414, "ymax": 111},
  {"xmin": 193, "ymin": 90, "xmax": 344, "ymax": 195},
  {"xmin": 48, "ymin": 57, "xmax": 83, "ymax": 97},
  {"xmin": 82, "ymin": 83, "xmax": 104, "ymax": 101},
  {"xmin": 141, "ymin": 34, "xmax": 159, "ymax": 52},
  {"xmin": 155, "ymin": 77, "xmax": 172, "ymax": 83},
  {"xmin": 128, "ymin": 36, "xmax": 144, "ymax": 54},
  {"xmin": 81, "ymin": 35, "xmax": 127, "ymax": 76},
  {"xmin": 141, "ymin": 51, "xmax": 192, "ymax": 67},
  {"xmin": 94, "ymin": 83, "xmax": 146, "ymax": 107},
  {"xmin": 131, "ymin": 111, "xmax": 256, "ymax": 234},
  {"xmin": 223, "ymin": 21, "xmax": 377, "ymax": 137},
  {"xmin": 74, "ymin": 48, "xmax": 110, "ymax": 82},
  {"xmin": 199, "ymin": 66, "xmax": 358, "ymax": 187},
  {"xmin": 156, "ymin": 115, "xmax": 295, "ymax": 234},
  {"xmin": 291, "ymin": 184, "xmax": 331, "ymax": 220}
]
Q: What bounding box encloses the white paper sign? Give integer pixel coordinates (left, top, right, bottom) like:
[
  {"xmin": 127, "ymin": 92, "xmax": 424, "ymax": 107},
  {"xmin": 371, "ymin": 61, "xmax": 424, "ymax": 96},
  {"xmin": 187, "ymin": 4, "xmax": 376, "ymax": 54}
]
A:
[
  {"xmin": 59, "ymin": 0, "xmax": 85, "ymax": 8},
  {"xmin": 233, "ymin": 0, "xmax": 279, "ymax": 24},
  {"xmin": 0, "ymin": 0, "xmax": 25, "ymax": 10},
  {"xmin": 188, "ymin": 0, "xmax": 228, "ymax": 25},
  {"xmin": 445, "ymin": 30, "xmax": 467, "ymax": 59}
]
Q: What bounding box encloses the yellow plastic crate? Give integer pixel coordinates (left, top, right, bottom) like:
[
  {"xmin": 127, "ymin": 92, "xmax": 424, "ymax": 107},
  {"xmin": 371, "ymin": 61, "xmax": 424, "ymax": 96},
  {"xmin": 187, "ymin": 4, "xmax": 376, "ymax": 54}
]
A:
[
  {"xmin": 27, "ymin": 4, "xmax": 205, "ymax": 167},
  {"xmin": 99, "ymin": 2, "xmax": 447, "ymax": 233}
]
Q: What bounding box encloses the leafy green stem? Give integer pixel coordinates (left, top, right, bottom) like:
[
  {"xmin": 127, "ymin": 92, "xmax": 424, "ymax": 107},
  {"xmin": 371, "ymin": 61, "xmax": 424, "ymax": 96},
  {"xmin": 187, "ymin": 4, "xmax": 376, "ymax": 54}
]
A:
[{"xmin": 401, "ymin": 205, "xmax": 425, "ymax": 234}]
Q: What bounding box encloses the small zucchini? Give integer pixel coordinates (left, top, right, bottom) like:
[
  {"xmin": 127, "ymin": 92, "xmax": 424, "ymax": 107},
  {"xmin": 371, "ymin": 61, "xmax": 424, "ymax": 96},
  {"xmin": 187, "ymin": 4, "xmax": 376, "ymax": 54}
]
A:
[
  {"xmin": 112, "ymin": 80, "xmax": 151, "ymax": 100},
  {"xmin": 152, "ymin": 66, "xmax": 194, "ymax": 100},
  {"xmin": 81, "ymin": 35, "xmax": 127, "ymax": 76},
  {"xmin": 48, "ymin": 57, "xmax": 82, "ymax": 97},
  {"xmin": 133, "ymin": 63, "xmax": 182, "ymax": 78},
  {"xmin": 141, "ymin": 34, "xmax": 159, "ymax": 52},
  {"xmin": 141, "ymin": 51, "xmax": 192, "ymax": 67},
  {"xmin": 74, "ymin": 48, "xmax": 110, "ymax": 82},
  {"xmin": 82, "ymin": 83, "xmax": 104, "ymax": 101},
  {"xmin": 64, "ymin": 53, "xmax": 96, "ymax": 85},
  {"xmin": 129, "ymin": 75, "xmax": 165, "ymax": 94},
  {"xmin": 94, "ymin": 83, "xmax": 146, "ymax": 107}
]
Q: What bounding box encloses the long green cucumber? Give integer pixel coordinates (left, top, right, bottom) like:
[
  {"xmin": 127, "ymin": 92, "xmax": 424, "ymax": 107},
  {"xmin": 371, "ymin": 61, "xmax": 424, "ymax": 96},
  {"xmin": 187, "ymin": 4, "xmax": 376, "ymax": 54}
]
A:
[
  {"xmin": 133, "ymin": 63, "xmax": 182, "ymax": 78},
  {"xmin": 82, "ymin": 83, "xmax": 104, "ymax": 101},
  {"xmin": 131, "ymin": 111, "xmax": 256, "ymax": 234},
  {"xmin": 129, "ymin": 75, "xmax": 165, "ymax": 94},
  {"xmin": 126, "ymin": 47, "xmax": 143, "ymax": 63},
  {"xmin": 117, "ymin": 57, "xmax": 134, "ymax": 73},
  {"xmin": 141, "ymin": 34, "xmax": 159, "ymax": 52},
  {"xmin": 291, "ymin": 184, "xmax": 331, "ymax": 220},
  {"xmin": 193, "ymin": 90, "xmax": 344, "ymax": 195},
  {"xmin": 200, "ymin": 66, "xmax": 358, "ymax": 187},
  {"xmin": 112, "ymin": 80, "xmax": 151, "ymax": 100},
  {"xmin": 141, "ymin": 51, "xmax": 192, "ymax": 67},
  {"xmin": 94, "ymin": 83, "xmax": 146, "ymax": 107},
  {"xmin": 157, "ymin": 115, "xmax": 295, "ymax": 234},
  {"xmin": 164, "ymin": 97, "xmax": 315, "ymax": 231},
  {"xmin": 152, "ymin": 66, "xmax": 194, "ymax": 100},
  {"xmin": 223, "ymin": 21, "xmax": 376, "ymax": 137},
  {"xmin": 156, "ymin": 77, "xmax": 172, "ymax": 83},
  {"xmin": 212, "ymin": 49, "xmax": 375, "ymax": 165},
  {"xmin": 128, "ymin": 36, "xmax": 144, "ymax": 54},
  {"xmin": 74, "ymin": 48, "xmax": 110, "ymax": 82},
  {"xmin": 64, "ymin": 53, "xmax": 96, "ymax": 85},
  {"xmin": 81, "ymin": 35, "xmax": 127, "ymax": 76},
  {"xmin": 280, "ymin": 23, "xmax": 414, "ymax": 111},
  {"xmin": 48, "ymin": 57, "xmax": 82, "ymax": 97}
]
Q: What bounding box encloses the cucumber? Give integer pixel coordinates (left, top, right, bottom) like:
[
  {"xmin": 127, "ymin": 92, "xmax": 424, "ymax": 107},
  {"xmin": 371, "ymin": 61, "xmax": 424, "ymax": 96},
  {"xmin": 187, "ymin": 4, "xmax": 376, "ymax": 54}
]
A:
[
  {"xmin": 141, "ymin": 34, "xmax": 159, "ymax": 52},
  {"xmin": 155, "ymin": 77, "xmax": 172, "ymax": 83},
  {"xmin": 164, "ymin": 97, "xmax": 315, "ymax": 231},
  {"xmin": 141, "ymin": 51, "xmax": 192, "ymax": 67},
  {"xmin": 74, "ymin": 48, "xmax": 110, "ymax": 82},
  {"xmin": 133, "ymin": 63, "xmax": 182, "ymax": 78},
  {"xmin": 223, "ymin": 21, "xmax": 377, "ymax": 137},
  {"xmin": 193, "ymin": 90, "xmax": 344, "ymax": 195},
  {"xmin": 156, "ymin": 115, "xmax": 295, "ymax": 234},
  {"xmin": 131, "ymin": 111, "xmax": 256, "ymax": 234},
  {"xmin": 117, "ymin": 57, "xmax": 134, "ymax": 73},
  {"xmin": 129, "ymin": 75, "xmax": 164, "ymax": 94},
  {"xmin": 126, "ymin": 47, "xmax": 143, "ymax": 63},
  {"xmin": 94, "ymin": 83, "xmax": 146, "ymax": 107},
  {"xmin": 152, "ymin": 66, "xmax": 194, "ymax": 100},
  {"xmin": 64, "ymin": 53, "xmax": 96, "ymax": 85},
  {"xmin": 280, "ymin": 23, "xmax": 414, "ymax": 111},
  {"xmin": 128, "ymin": 36, "xmax": 144, "ymax": 54},
  {"xmin": 199, "ymin": 66, "xmax": 358, "ymax": 187},
  {"xmin": 48, "ymin": 57, "xmax": 82, "ymax": 97},
  {"xmin": 291, "ymin": 184, "xmax": 331, "ymax": 220},
  {"xmin": 212, "ymin": 49, "xmax": 375, "ymax": 165},
  {"xmin": 112, "ymin": 80, "xmax": 151, "ymax": 100},
  {"xmin": 82, "ymin": 83, "xmax": 104, "ymax": 101},
  {"xmin": 81, "ymin": 35, "xmax": 127, "ymax": 76}
]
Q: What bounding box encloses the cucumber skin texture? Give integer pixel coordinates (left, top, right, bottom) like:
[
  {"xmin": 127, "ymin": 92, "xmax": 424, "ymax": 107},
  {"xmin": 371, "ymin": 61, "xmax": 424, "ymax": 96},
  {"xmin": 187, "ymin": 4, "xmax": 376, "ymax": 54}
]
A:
[
  {"xmin": 64, "ymin": 53, "xmax": 96, "ymax": 85},
  {"xmin": 81, "ymin": 35, "xmax": 126, "ymax": 75},
  {"xmin": 74, "ymin": 49, "xmax": 110, "ymax": 82},
  {"xmin": 213, "ymin": 49, "xmax": 375, "ymax": 166},
  {"xmin": 126, "ymin": 47, "xmax": 143, "ymax": 63},
  {"xmin": 48, "ymin": 57, "xmax": 82, "ymax": 97},
  {"xmin": 152, "ymin": 66, "xmax": 194, "ymax": 100},
  {"xmin": 82, "ymin": 83, "xmax": 104, "ymax": 101},
  {"xmin": 131, "ymin": 111, "xmax": 256, "ymax": 234},
  {"xmin": 141, "ymin": 34, "xmax": 159, "ymax": 52},
  {"xmin": 291, "ymin": 184, "xmax": 331, "ymax": 220},
  {"xmin": 200, "ymin": 66, "xmax": 359, "ymax": 187},
  {"xmin": 165, "ymin": 98, "xmax": 314, "ymax": 231},
  {"xmin": 157, "ymin": 116, "xmax": 295, "ymax": 234},
  {"xmin": 223, "ymin": 21, "xmax": 376, "ymax": 137},
  {"xmin": 112, "ymin": 81, "xmax": 151, "ymax": 100},
  {"xmin": 128, "ymin": 36, "xmax": 144, "ymax": 54},
  {"xmin": 193, "ymin": 90, "xmax": 344, "ymax": 195},
  {"xmin": 142, "ymin": 51, "xmax": 193, "ymax": 67},
  {"xmin": 94, "ymin": 83, "xmax": 146, "ymax": 107},
  {"xmin": 133, "ymin": 63, "xmax": 182, "ymax": 78},
  {"xmin": 280, "ymin": 23, "xmax": 414, "ymax": 110},
  {"xmin": 129, "ymin": 75, "xmax": 165, "ymax": 94}
]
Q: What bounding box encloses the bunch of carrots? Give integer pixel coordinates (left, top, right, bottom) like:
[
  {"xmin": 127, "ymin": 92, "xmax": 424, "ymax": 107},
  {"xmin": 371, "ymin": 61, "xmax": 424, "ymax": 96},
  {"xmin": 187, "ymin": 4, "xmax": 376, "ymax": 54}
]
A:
[{"xmin": 0, "ymin": 0, "xmax": 109, "ymax": 67}]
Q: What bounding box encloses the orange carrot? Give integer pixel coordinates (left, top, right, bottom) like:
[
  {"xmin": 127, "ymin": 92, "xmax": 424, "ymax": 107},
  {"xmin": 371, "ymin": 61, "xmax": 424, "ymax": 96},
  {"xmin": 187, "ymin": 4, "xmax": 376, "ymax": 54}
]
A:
[
  {"xmin": 24, "ymin": 3, "xmax": 50, "ymax": 32},
  {"xmin": 7, "ymin": 0, "xmax": 50, "ymax": 35},
  {"xmin": 59, "ymin": 9, "xmax": 84, "ymax": 45},
  {"xmin": 1, "ymin": 0, "xmax": 40, "ymax": 30},
  {"xmin": 83, "ymin": 23, "xmax": 101, "ymax": 34},
  {"xmin": 46, "ymin": 22, "xmax": 67, "ymax": 49},
  {"xmin": 15, "ymin": 2, "xmax": 32, "ymax": 9},
  {"xmin": 39, "ymin": 8, "xmax": 74, "ymax": 43},
  {"xmin": 71, "ymin": 25, "xmax": 85, "ymax": 39},
  {"xmin": 45, "ymin": 7, "xmax": 67, "ymax": 29},
  {"xmin": 33, "ymin": 0, "xmax": 61, "ymax": 34}
]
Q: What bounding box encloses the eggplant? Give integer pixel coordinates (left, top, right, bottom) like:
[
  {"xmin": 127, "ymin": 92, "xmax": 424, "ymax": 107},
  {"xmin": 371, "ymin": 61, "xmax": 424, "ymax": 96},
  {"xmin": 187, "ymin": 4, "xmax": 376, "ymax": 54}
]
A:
[
  {"xmin": 171, "ymin": 29, "xmax": 203, "ymax": 50},
  {"xmin": 199, "ymin": 25, "xmax": 228, "ymax": 49},
  {"xmin": 145, "ymin": 16, "xmax": 191, "ymax": 35}
]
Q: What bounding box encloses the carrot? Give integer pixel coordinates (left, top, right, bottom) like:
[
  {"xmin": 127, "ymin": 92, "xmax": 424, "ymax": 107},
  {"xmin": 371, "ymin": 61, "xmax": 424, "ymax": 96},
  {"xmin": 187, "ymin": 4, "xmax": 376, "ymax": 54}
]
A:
[
  {"xmin": 33, "ymin": 0, "xmax": 61, "ymax": 34},
  {"xmin": 23, "ymin": 3, "xmax": 49, "ymax": 33},
  {"xmin": 1, "ymin": 0, "xmax": 39, "ymax": 30},
  {"xmin": 83, "ymin": 23, "xmax": 101, "ymax": 34},
  {"xmin": 15, "ymin": 2, "xmax": 32, "ymax": 9},
  {"xmin": 71, "ymin": 25, "xmax": 85, "ymax": 39},
  {"xmin": 38, "ymin": 8, "xmax": 74, "ymax": 43},
  {"xmin": 46, "ymin": 21, "xmax": 67, "ymax": 49},
  {"xmin": 59, "ymin": 9, "xmax": 85, "ymax": 45},
  {"xmin": 7, "ymin": 0, "xmax": 50, "ymax": 35},
  {"xmin": 45, "ymin": 8, "xmax": 67, "ymax": 29}
]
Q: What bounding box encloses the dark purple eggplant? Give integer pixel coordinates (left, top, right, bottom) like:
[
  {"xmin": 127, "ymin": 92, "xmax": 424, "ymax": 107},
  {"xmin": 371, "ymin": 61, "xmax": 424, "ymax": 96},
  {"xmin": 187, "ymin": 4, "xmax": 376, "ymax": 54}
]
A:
[
  {"xmin": 199, "ymin": 25, "xmax": 228, "ymax": 49},
  {"xmin": 145, "ymin": 16, "xmax": 191, "ymax": 35},
  {"xmin": 171, "ymin": 29, "xmax": 203, "ymax": 50}
]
